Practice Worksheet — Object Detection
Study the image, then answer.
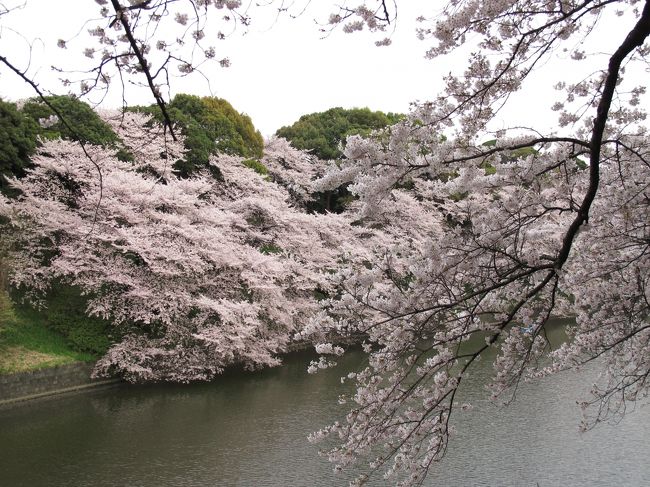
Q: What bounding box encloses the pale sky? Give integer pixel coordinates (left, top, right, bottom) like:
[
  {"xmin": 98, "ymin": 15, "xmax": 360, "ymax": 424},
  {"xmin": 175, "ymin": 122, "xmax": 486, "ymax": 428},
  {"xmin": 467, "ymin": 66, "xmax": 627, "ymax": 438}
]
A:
[
  {"xmin": 0, "ymin": 1, "xmax": 644, "ymax": 137},
  {"xmin": 0, "ymin": 1, "xmax": 448, "ymax": 136}
]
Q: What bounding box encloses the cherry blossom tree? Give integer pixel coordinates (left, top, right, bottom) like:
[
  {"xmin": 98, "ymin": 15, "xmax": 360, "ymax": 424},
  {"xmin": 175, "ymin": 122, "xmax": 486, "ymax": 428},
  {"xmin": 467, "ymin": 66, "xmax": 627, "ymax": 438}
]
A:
[
  {"xmin": 0, "ymin": 111, "xmax": 381, "ymax": 381},
  {"xmin": 1, "ymin": 1, "xmax": 649, "ymax": 485},
  {"xmin": 261, "ymin": 136, "xmax": 331, "ymax": 208},
  {"xmin": 297, "ymin": 1, "xmax": 650, "ymax": 485}
]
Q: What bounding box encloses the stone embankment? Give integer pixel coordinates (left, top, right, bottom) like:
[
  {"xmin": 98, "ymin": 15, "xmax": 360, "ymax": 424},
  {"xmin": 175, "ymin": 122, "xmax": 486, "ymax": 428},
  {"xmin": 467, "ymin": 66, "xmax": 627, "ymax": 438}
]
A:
[
  {"xmin": 0, "ymin": 362, "xmax": 120, "ymax": 407},
  {"xmin": 0, "ymin": 334, "xmax": 365, "ymax": 406}
]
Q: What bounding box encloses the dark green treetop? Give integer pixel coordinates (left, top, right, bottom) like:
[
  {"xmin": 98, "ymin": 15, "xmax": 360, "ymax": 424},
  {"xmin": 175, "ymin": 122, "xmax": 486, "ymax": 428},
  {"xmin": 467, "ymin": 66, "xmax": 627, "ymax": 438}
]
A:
[
  {"xmin": 130, "ymin": 94, "xmax": 264, "ymax": 178},
  {"xmin": 21, "ymin": 95, "xmax": 119, "ymax": 146},
  {"xmin": 276, "ymin": 107, "xmax": 402, "ymax": 161},
  {"xmin": 0, "ymin": 99, "xmax": 39, "ymax": 196}
]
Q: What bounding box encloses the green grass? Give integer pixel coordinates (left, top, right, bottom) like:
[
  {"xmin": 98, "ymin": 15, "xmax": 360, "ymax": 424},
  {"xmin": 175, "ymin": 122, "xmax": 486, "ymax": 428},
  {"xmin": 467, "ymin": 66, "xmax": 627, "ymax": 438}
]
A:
[{"xmin": 0, "ymin": 290, "xmax": 96, "ymax": 374}]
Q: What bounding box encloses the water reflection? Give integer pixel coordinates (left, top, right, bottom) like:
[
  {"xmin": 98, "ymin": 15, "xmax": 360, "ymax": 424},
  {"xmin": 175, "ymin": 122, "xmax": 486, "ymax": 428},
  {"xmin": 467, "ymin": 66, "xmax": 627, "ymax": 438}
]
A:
[{"xmin": 0, "ymin": 347, "xmax": 648, "ymax": 487}]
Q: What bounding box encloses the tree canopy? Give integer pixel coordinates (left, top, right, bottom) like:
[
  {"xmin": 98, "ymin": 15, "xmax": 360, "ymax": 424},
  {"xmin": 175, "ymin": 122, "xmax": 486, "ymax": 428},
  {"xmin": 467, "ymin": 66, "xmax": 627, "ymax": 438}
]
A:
[
  {"xmin": 276, "ymin": 107, "xmax": 402, "ymax": 161},
  {"xmin": 0, "ymin": 111, "xmax": 387, "ymax": 381},
  {"xmin": 0, "ymin": 99, "xmax": 38, "ymax": 196},
  {"xmin": 1, "ymin": 1, "xmax": 649, "ymax": 486},
  {"xmin": 21, "ymin": 95, "xmax": 119, "ymax": 146},
  {"xmin": 131, "ymin": 94, "xmax": 264, "ymax": 178}
]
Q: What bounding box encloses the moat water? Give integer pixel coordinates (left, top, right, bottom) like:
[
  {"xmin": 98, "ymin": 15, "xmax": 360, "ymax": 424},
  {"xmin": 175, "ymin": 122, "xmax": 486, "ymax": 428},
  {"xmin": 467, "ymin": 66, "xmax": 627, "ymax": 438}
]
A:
[{"xmin": 1, "ymin": 346, "xmax": 648, "ymax": 486}]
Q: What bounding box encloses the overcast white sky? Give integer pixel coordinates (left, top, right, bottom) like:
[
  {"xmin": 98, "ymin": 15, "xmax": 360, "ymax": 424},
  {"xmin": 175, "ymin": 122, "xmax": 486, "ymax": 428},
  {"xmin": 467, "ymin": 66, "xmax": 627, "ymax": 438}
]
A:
[
  {"xmin": 1, "ymin": 1, "xmax": 449, "ymax": 136},
  {"xmin": 0, "ymin": 1, "xmax": 644, "ymax": 137}
]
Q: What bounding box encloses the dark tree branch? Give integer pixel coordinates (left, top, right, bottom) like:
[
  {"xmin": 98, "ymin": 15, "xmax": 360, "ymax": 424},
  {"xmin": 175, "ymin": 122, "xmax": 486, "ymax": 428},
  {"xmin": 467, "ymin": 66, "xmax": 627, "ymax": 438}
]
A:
[
  {"xmin": 0, "ymin": 53, "xmax": 104, "ymax": 234},
  {"xmin": 554, "ymin": 0, "xmax": 650, "ymax": 269},
  {"xmin": 109, "ymin": 0, "xmax": 177, "ymax": 140}
]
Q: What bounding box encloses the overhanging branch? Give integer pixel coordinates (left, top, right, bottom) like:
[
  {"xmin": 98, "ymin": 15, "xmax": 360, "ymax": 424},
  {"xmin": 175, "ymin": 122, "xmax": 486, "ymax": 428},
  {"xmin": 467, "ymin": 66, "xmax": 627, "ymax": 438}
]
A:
[
  {"xmin": 109, "ymin": 0, "xmax": 177, "ymax": 140},
  {"xmin": 0, "ymin": 53, "xmax": 104, "ymax": 234},
  {"xmin": 554, "ymin": 0, "xmax": 650, "ymax": 269}
]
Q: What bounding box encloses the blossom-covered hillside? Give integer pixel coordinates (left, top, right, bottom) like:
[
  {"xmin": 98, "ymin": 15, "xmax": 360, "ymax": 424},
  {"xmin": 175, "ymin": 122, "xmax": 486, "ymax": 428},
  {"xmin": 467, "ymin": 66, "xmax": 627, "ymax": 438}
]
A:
[{"xmin": 0, "ymin": 110, "xmax": 434, "ymax": 382}]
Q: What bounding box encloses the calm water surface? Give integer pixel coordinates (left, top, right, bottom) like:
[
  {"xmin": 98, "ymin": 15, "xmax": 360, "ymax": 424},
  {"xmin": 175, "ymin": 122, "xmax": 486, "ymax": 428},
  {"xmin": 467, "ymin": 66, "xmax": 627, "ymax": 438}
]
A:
[{"xmin": 0, "ymin": 348, "xmax": 648, "ymax": 487}]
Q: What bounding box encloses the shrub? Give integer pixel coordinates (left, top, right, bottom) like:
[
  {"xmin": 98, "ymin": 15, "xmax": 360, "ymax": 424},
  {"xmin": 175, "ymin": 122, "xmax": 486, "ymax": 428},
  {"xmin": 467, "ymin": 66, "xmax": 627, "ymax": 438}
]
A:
[{"xmin": 10, "ymin": 283, "xmax": 115, "ymax": 355}]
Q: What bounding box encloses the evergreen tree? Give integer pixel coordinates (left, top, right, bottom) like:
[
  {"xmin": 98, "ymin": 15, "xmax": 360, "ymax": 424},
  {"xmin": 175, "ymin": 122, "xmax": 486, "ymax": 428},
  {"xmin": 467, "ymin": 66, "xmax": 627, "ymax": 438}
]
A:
[
  {"xmin": 131, "ymin": 94, "xmax": 264, "ymax": 179},
  {"xmin": 276, "ymin": 107, "xmax": 402, "ymax": 161},
  {"xmin": 21, "ymin": 95, "xmax": 119, "ymax": 146},
  {"xmin": 0, "ymin": 99, "xmax": 38, "ymax": 196}
]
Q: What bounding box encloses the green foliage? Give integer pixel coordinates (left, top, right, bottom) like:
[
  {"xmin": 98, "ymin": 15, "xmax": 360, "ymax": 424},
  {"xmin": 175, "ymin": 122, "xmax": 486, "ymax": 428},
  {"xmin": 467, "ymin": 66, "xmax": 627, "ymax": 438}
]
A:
[
  {"xmin": 259, "ymin": 243, "xmax": 283, "ymax": 255},
  {"xmin": 260, "ymin": 243, "xmax": 283, "ymax": 255},
  {"xmin": 21, "ymin": 95, "xmax": 119, "ymax": 146},
  {"xmin": 10, "ymin": 284, "xmax": 115, "ymax": 355},
  {"xmin": 511, "ymin": 146, "xmax": 539, "ymax": 158},
  {"xmin": 482, "ymin": 139, "xmax": 497, "ymax": 147},
  {"xmin": 305, "ymin": 187, "xmax": 353, "ymax": 214},
  {"xmin": 201, "ymin": 97, "xmax": 264, "ymax": 158},
  {"xmin": 242, "ymin": 158, "xmax": 269, "ymax": 176},
  {"xmin": 312, "ymin": 288, "xmax": 329, "ymax": 301},
  {"xmin": 276, "ymin": 106, "xmax": 403, "ymax": 161},
  {"xmin": 481, "ymin": 162, "xmax": 497, "ymax": 175},
  {"xmin": 0, "ymin": 99, "xmax": 39, "ymax": 196},
  {"xmin": 450, "ymin": 191, "xmax": 469, "ymax": 202},
  {"xmin": 574, "ymin": 157, "xmax": 588, "ymax": 170},
  {"xmin": 277, "ymin": 107, "xmax": 402, "ymax": 214},
  {"xmin": 0, "ymin": 289, "xmax": 95, "ymax": 373},
  {"xmin": 130, "ymin": 94, "xmax": 264, "ymax": 178}
]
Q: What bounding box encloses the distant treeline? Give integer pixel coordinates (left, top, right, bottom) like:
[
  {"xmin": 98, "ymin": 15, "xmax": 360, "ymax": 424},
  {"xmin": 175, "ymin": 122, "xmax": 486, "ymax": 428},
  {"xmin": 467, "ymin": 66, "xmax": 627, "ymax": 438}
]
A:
[{"xmin": 1, "ymin": 95, "xmax": 400, "ymax": 197}]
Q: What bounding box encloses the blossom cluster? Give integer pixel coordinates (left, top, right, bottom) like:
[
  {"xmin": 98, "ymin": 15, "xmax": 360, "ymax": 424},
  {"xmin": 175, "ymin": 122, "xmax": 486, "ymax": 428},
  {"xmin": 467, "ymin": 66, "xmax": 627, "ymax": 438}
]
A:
[
  {"xmin": 299, "ymin": 1, "xmax": 650, "ymax": 484},
  {"xmin": 0, "ymin": 111, "xmax": 373, "ymax": 381}
]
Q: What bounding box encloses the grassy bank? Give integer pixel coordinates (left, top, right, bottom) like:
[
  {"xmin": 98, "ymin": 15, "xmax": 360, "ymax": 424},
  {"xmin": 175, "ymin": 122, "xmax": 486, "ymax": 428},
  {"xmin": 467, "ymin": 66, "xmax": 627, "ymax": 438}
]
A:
[{"xmin": 0, "ymin": 290, "xmax": 96, "ymax": 374}]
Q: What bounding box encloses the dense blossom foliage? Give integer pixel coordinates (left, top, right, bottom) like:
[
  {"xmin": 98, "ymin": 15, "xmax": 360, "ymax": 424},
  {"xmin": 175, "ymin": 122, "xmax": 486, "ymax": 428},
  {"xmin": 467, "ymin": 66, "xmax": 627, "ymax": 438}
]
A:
[
  {"xmin": 0, "ymin": 111, "xmax": 376, "ymax": 381},
  {"xmin": 260, "ymin": 136, "xmax": 327, "ymax": 208},
  {"xmin": 293, "ymin": 1, "xmax": 650, "ymax": 485},
  {"xmin": 1, "ymin": 1, "xmax": 649, "ymax": 486}
]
